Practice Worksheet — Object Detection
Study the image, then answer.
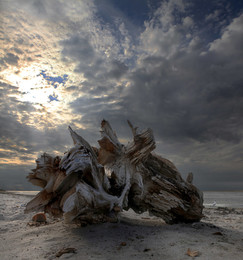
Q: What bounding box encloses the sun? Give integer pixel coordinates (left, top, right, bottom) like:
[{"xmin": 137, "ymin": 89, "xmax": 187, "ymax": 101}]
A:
[
  {"xmin": 1, "ymin": 64, "xmax": 85, "ymax": 129},
  {"xmin": 0, "ymin": 64, "xmax": 72, "ymax": 129},
  {"xmin": 2, "ymin": 64, "xmax": 62, "ymax": 110}
]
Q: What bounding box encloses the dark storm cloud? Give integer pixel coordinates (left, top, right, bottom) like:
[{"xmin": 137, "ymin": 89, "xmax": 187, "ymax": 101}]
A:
[
  {"xmin": 61, "ymin": 36, "xmax": 95, "ymax": 65},
  {"xmin": 124, "ymin": 57, "xmax": 243, "ymax": 143},
  {"xmin": 1, "ymin": 0, "xmax": 243, "ymax": 191},
  {"xmin": 106, "ymin": 60, "xmax": 128, "ymax": 79},
  {"xmin": 183, "ymin": 165, "xmax": 243, "ymax": 191},
  {"xmin": 70, "ymin": 95, "xmax": 123, "ymax": 115},
  {"xmin": 59, "ymin": 29, "xmax": 130, "ymax": 130},
  {"xmin": 119, "ymin": 13, "xmax": 243, "ymax": 145},
  {"xmin": 69, "ymin": 89, "xmax": 131, "ymax": 142},
  {"xmin": 61, "ymin": 2, "xmax": 243, "ymax": 152},
  {"xmin": 60, "ymin": 34, "xmax": 129, "ymax": 84},
  {"xmin": 60, "ymin": 35, "xmax": 108, "ymax": 82},
  {"xmin": 70, "ymin": 90, "xmax": 126, "ymax": 118}
]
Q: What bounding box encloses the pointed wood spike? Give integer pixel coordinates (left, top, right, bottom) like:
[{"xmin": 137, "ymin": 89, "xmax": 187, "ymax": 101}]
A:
[
  {"xmin": 68, "ymin": 126, "xmax": 80, "ymax": 145},
  {"xmin": 98, "ymin": 119, "xmax": 123, "ymax": 156},
  {"xmin": 100, "ymin": 119, "xmax": 122, "ymax": 148},
  {"xmin": 125, "ymin": 127, "xmax": 156, "ymax": 164},
  {"xmin": 68, "ymin": 126, "xmax": 97, "ymax": 160},
  {"xmin": 127, "ymin": 120, "xmax": 138, "ymax": 137},
  {"xmin": 186, "ymin": 172, "xmax": 194, "ymax": 184}
]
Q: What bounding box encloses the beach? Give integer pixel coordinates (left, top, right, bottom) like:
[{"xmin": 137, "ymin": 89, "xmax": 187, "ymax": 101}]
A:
[{"xmin": 0, "ymin": 191, "xmax": 242, "ymax": 260}]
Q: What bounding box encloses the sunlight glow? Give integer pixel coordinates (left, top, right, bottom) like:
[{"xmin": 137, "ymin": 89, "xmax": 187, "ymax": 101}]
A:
[
  {"xmin": 3, "ymin": 65, "xmax": 62, "ymax": 109},
  {"xmin": 0, "ymin": 63, "xmax": 86, "ymax": 130}
]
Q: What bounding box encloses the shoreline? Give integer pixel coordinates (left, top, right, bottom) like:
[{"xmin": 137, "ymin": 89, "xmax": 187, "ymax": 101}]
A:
[{"xmin": 1, "ymin": 190, "xmax": 243, "ymax": 209}]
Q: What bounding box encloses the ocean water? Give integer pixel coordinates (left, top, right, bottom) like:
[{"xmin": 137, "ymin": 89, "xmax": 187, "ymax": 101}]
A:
[
  {"xmin": 0, "ymin": 191, "xmax": 242, "ymax": 222},
  {"xmin": 6, "ymin": 190, "xmax": 242, "ymax": 208},
  {"xmin": 203, "ymin": 191, "xmax": 243, "ymax": 208}
]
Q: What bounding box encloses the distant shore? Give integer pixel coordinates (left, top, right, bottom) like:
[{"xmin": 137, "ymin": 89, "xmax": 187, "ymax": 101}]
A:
[
  {"xmin": 0, "ymin": 190, "xmax": 39, "ymax": 197},
  {"xmin": 1, "ymin": 190, "xmax": 242, "ymax": 208}
]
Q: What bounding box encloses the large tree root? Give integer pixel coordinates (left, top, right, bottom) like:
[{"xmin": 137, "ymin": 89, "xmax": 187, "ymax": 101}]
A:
[{"xmin": 25, "ymin": 120, "xmax": 203, "ymax": 224}]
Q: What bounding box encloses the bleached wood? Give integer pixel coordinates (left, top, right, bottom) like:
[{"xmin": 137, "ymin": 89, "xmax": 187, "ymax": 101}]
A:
[{"xmin": 25, "ymin": 120, "xmax": 204, "ymax": 225}]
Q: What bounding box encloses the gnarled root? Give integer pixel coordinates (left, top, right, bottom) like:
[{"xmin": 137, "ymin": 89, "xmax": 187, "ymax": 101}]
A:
[{"xmin": 25, "ymin": 120, "xmax": 203, "ymax": 225}]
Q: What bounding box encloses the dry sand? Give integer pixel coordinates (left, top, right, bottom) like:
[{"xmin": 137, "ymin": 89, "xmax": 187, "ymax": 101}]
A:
[{"xmin": 0, "ymin": 192, "xmax": 242, "ymax": 260}]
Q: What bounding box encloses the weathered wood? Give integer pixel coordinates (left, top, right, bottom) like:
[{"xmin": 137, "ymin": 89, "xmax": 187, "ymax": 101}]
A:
[{"xmin": 25, "ymin": 120, "xmax": 203, "ymax": 224}]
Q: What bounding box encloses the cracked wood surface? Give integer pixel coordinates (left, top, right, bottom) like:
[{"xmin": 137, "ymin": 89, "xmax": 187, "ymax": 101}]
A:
[{"xmin": 25, "ymin": 120, "xmax": 203, "ymax": 224}]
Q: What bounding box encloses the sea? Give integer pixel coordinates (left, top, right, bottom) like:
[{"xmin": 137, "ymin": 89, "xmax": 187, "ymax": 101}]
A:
[
  {"xmin": 203, "ymin": 191, "xmax": 243, "ymax": 208},
  {"xmin": 0, "ymin": 190, "xmax": 242, "ymax": 208},
  {"xmin": 0, "ymin": 190, "xmax": 242, "ymax": 224}
]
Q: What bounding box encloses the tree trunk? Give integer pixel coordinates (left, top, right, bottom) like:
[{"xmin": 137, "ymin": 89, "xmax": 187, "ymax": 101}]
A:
[{"xmin": 25, "ymin": 120, "xmax": 203, "ymax": 224}]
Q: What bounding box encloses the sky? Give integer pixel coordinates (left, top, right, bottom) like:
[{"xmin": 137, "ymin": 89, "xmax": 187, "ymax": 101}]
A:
[{"xmin": 0, "ymin": 0, "xmax": 243, "ymax": 191}]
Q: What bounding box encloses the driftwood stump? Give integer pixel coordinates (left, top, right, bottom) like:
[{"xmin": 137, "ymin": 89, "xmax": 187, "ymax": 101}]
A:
[{"xmin": 25, "ymin": 120, "xmax": 203, "ymax": 224}]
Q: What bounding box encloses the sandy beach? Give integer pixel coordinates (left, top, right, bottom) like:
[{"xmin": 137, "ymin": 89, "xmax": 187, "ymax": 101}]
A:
[{"xmin": 0, "ymin": 191, "xmax": 242, "ymax": 260}]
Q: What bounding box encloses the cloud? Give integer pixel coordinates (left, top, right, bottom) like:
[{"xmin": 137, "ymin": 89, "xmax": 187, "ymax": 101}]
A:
[
  {"xmin": 0, "ymin": 79, "xmax": 72, "ymax": 169},
  {"xmin": 61, "ymin": 36, "xmax": 95, "ymax": 66},
  {"xmin": 205, "ymin": 9, "xmax": 222, "ymax": 22},
  {"xmin": 183, "ymin": 16, "xmax": 194, "ymax": 28},
  {"xmin": 0, "ymin": 0, "xmax": 243, "ymax": 190},
  {"xmin": 59, "ymin": 0, "xmax": 243, "ymax": 149},
  {"xmin": 106, "ymin": 60, "xmax": 129, "ymax": 80},
  {"xmin": 138, "ymin": 1, "xmax": 195, "ymax": 58},
  {"xmin": 119, "ymin": 4, "xmax": 243, "ymax": 145},
  {"xmin": 209, "ymin": 13, "xmax": 243, "ymax": 57},
  {"xmin": 2, "ymin": 53, "xmax": 20, "ymax": 65}
]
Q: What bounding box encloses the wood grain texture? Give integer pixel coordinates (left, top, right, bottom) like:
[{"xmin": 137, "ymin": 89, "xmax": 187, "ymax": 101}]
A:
[{"xmin": 25, "ymin": 120, "xmax": 203, "ymax": 224}]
